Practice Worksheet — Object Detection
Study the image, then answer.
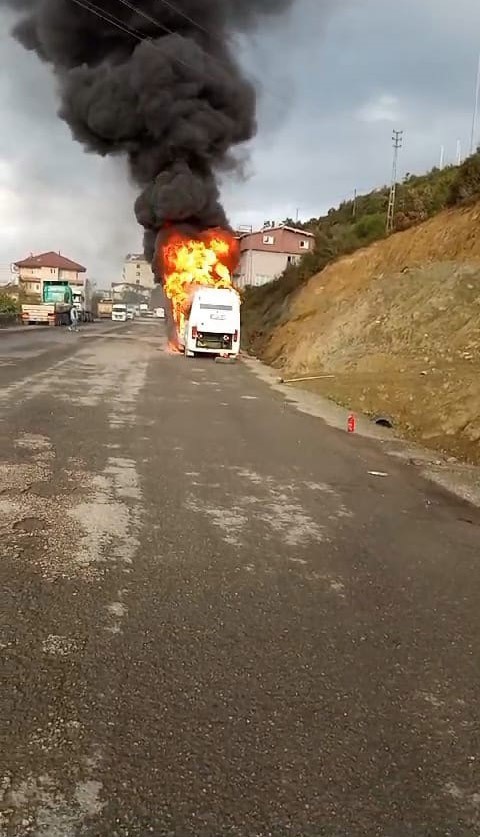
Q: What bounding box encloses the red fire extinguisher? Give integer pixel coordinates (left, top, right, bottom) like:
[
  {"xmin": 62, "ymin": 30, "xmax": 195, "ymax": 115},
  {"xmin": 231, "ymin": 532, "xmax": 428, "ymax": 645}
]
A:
[{"xmin": 347, "ymin": 413, "xmax": 356, "ymax": 433}]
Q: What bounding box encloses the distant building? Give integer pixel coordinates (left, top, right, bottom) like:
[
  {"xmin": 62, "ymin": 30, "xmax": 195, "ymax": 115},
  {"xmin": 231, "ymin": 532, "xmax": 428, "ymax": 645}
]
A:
[
  {"xmin": 13, "ymin": 251, "xmax": 87, "ymax": 297},
  {"xmin": 234, "ymin": 225, "xmax": 315, "ymax": 289},
  {"xmin": 111, "ymin": 282, "xmax": 151, "ymax": 302},
  {"xmin": 122, "ymin": 253, "xmax": 155, "ymax": 288}
]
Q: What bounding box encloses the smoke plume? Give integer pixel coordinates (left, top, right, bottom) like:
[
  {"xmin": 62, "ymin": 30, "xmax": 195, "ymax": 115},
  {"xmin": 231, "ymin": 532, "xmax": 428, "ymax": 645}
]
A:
[{"xmin": 1, "ymin": 0, "xmax": 296, "ymax": 270}]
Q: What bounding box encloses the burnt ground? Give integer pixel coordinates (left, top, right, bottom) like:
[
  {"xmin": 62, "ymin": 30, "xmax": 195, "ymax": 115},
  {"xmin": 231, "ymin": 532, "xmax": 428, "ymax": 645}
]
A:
[{"xmin": 0, "ymin": 322, "xmax": 479, "ymax": 837}]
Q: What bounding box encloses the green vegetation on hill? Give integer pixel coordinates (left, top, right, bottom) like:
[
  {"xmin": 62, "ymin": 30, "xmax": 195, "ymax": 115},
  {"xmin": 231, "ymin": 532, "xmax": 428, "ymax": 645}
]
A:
[
  {"xmin": 244, "ymin": 151, "xmax": 480, "ymax": 311},
  {"xmin": 0, "ymin": 292, "xmax": 20, "ymax": 316}
]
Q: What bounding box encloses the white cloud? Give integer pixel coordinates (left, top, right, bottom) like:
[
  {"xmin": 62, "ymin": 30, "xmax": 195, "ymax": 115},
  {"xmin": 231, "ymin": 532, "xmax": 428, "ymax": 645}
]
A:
[
  {"xmin": 356, "ymin": 94, "xmax": 402, "ymax": 124},
  {"xmin": 0, "ymin": 160, "xmax": 22, "ymax": 238}
]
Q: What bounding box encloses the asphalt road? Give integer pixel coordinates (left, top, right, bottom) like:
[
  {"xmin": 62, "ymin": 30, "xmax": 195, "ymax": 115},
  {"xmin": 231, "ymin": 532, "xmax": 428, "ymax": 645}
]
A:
[{"xmin": 0, "ymin": 322, "xmax": 479, "ymax": 837}]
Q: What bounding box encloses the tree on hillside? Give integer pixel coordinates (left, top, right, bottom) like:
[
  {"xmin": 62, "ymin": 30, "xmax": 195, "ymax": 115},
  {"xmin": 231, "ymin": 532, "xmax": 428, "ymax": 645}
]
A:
[
  {"xmin": 395, "ymin": 191, "xmax": 429, "ymax": 230},
  {"xmin": 353, "ymin": 213, "xmax": 386, "ymax": 241},
  {"xmin": 0, "ymin": 292, "xmax": 20, "ymax": 315},
  {"xmin": 251, "ymin": 158, "xmax": 473, "ymax": 304},
  {"xmin": 448, "ymin": 150, "xmax": 480, "ymax": 205}
]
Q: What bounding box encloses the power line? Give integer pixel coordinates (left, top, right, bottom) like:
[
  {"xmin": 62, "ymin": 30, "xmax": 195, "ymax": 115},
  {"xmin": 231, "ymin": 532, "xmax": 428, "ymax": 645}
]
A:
[
  {"xmin": 117, "ymin": 0, "xmax": 221, "ymax": 45},
  {"xmin": 70, "ymin": 0, "xmax": 145, "ymax": 39},
  {"xmin": 386, "ymin": 129, "xmax": 403, "ymax": 234},
  {"xmin": 68, "ymin": 0, "xmax": 282, "ymax": 115},
  {"xmin": 114, "ymin": 0, "xmax": 179, "ymax": 38},
  {"xmin": 153, "ymin": 0, "xmax": 217, "ymax": 41},
  {"xmin": 68, "ymin": 0, "xmax": 242, "ymax": 90},
  {"xmin": 151, "ymin": 0, "xmax": 293, "ymax": 111}
]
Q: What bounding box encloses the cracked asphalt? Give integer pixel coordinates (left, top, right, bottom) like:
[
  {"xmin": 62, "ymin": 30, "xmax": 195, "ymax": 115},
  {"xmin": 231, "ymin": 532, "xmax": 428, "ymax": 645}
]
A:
[{"xmin": 0, "ymin": 321, "xmax": 479, "ymax": 837}]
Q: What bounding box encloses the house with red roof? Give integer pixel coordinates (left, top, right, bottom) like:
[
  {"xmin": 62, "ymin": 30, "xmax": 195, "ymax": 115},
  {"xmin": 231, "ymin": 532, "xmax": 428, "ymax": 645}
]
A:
[
  {"xmin": 233, "ymin": 225, "xmax": 315, "ymax": 289},
  {"xmin": 14, "ymin": 251, "xmax": 87, "ymax": 296}
]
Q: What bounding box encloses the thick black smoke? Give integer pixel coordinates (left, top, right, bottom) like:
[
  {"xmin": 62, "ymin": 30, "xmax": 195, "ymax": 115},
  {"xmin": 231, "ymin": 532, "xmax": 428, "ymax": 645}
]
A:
[{"xmin": 1, "ymin": 0, "xmax": 296, "ymax": 271}]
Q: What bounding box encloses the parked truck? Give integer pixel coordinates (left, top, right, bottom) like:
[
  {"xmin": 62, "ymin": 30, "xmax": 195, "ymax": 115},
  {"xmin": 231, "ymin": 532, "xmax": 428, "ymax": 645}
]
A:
[
  {"xmin": 72, "ymin": 278, "xmax": 94, "ymax": 322},
  {"xmin": 21, "ymin": 280, "xmax": 73, "ymax": 326},
  {"xmin": 97, "ymin": 299, "xmax": 113, "ymax": 319}
]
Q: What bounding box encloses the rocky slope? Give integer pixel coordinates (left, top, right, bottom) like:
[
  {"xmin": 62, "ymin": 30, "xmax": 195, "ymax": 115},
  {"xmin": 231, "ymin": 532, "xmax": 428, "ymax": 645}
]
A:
[{"xmin": 242, "ymin": 203, "xmax": 480, "ymax": 464}]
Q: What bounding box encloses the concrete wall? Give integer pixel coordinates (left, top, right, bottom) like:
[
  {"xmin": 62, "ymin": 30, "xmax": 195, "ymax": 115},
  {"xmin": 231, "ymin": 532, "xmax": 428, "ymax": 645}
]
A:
[{"xmin": 235, "ymin": 250, "xmax": 302, "ymax": 289}]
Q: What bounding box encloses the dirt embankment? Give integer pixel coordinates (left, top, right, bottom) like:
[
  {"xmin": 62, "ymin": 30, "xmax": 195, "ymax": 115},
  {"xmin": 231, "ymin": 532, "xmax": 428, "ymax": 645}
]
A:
[{"xmin": 242, "ymin": 203, "xmax": 480, "ymax": 464}]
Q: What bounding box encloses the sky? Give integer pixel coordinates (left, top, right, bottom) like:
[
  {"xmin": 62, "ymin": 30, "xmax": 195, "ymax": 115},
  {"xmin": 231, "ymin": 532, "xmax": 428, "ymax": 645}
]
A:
[{"xmin": 1, "ymin": 0, "xmax": 480, "ymax": 284}]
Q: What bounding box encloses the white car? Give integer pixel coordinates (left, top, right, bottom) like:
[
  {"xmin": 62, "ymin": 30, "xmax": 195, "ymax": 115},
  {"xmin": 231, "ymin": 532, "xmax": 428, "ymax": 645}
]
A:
[{"xmin": 111, "ymin": 304, "xmax": 127, "ymax": 322}]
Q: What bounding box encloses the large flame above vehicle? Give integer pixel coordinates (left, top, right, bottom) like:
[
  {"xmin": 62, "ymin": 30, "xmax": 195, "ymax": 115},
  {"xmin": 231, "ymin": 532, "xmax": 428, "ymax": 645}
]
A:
[{"xmin": 160, "ymin": 228, "xmax": 239, "ymax": 340}]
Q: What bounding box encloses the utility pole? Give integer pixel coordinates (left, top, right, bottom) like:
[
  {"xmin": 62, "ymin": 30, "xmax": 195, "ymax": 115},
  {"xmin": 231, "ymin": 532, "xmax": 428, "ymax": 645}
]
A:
[
  {"xmin": 386, "ymin": 129, "xmax": 403, "ymax": 234},
  {"xmin": 470, "ymin": 51, "xmax": 480, "ymax": 155},
  {"xmin": 456, "ymin": 139, "xmax": 462, "ymax": 166},
  {"xmin": 352, "ymin": 189, "xmax": 357, "ymax": 218},
  {"xmin": 439, "ymin": 145, "xmax": 445, "ymax": 170}
]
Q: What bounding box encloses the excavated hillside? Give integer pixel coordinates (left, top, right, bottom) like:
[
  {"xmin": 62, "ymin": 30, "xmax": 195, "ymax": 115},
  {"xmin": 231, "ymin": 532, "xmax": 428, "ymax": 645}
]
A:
[{"xmin": 242, "ymin": 202, "xmax": 480, "ymax": 465}]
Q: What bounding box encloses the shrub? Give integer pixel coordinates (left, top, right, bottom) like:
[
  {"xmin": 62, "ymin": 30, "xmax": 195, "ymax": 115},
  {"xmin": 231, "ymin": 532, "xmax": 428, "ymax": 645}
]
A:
[
  {"xmin": 448, "ymin": 150, "xmax": 480, "ymax": 205},
  {"xmin": 0, "ymin": 292, "xmax": 20, "ymax": 316}
]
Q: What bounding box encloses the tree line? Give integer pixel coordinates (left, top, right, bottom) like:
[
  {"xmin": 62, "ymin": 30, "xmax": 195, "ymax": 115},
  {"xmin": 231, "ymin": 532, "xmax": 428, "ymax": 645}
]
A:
[{"xmin": 252, "ymin": 149, "xmax": 480, "ymax": 300}]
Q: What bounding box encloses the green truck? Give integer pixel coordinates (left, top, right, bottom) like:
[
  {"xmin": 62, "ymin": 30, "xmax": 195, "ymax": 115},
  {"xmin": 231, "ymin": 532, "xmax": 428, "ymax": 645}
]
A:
[{"xmin": 21, "ymin": 280, "xmax": 73, "ymax": 326}]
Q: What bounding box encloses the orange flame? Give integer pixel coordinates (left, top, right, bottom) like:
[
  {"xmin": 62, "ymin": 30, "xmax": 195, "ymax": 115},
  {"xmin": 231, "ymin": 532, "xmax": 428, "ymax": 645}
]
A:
[{"xmin": 160, "ymin": 228, "xmax": 239, "ymax": 339}]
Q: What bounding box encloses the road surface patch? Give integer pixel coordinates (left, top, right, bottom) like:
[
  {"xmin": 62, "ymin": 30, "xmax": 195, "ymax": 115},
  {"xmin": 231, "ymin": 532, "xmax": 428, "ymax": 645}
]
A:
[
  {"xmin": 42, "ymin": 635, "xmax": 79, "ymax": 656},
  {"xmin": 0, "ymin": 775, "xmax": 104, "ymax": 837},
  {"xmin": 185, "ymin": 467, "xmax": 352, "ymax": 552}
]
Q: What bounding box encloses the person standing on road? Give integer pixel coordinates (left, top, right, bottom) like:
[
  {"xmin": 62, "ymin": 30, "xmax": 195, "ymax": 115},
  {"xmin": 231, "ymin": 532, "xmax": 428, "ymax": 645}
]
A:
[{"xmin": 68, "ymin": 306, "xmax": 79, "ymax": 332}]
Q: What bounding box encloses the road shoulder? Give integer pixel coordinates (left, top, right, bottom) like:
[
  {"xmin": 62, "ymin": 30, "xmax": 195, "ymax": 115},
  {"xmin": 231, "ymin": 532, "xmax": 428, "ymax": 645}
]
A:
[{"xmin": 242, "ymin": 354, "xmax": 480, "ymax": 508}]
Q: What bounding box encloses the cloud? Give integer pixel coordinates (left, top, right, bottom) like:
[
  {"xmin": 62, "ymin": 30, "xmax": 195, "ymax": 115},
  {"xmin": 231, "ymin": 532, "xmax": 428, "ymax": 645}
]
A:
[
  {"xmin": 356, "ymin": 94, "xmax": 402, "ymax": 124},
  {"xmin": 1, "ymin": 0, "xmax": 480, "ymax": 280},
  {"xmin": 224, "ymin": 0, "xmax": 480, "ymax": 224}
]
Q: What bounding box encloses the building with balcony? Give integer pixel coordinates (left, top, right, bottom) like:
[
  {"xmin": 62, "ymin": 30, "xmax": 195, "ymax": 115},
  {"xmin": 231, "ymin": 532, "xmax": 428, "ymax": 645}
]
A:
[{"xmin": 13, "ymin": 251, "xmax": 87, "ymax": 297}]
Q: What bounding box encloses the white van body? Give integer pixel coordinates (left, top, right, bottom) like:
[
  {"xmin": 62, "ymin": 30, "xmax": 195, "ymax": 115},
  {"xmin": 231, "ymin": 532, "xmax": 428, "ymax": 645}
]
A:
[
  {"xmin": 182, "ymin": 287, "xmax": 240, "ymax": 357},
  {"xmin": 112, "ymin": 303, "xmax": 127, "ymax": 322}
]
